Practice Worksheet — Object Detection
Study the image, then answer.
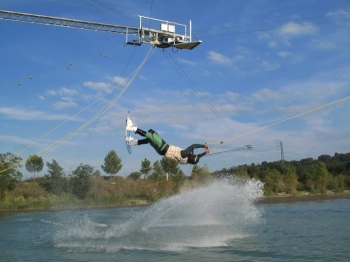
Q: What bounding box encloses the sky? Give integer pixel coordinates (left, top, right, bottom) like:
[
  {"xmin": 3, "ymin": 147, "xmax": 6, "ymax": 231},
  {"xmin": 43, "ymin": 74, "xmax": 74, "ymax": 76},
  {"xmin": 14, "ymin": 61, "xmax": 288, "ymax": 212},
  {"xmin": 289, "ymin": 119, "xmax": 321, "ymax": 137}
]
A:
[{"xmin": 0, "ymin": 0, "xmax": 349, "ymax": 179}]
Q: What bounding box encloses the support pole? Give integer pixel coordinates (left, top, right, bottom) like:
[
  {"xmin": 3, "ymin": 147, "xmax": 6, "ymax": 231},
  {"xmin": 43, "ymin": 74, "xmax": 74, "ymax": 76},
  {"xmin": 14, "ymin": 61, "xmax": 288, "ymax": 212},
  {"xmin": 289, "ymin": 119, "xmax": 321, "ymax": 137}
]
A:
[{"xmin": 190, "ymin": 20, "xmax": 192, "ymax": 42}]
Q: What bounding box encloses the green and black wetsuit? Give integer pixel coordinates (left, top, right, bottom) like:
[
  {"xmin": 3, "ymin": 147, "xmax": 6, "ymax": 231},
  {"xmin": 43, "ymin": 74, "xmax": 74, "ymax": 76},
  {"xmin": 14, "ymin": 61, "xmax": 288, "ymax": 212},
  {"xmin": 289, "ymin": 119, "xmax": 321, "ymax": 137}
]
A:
[{"xmin": 136, "ymin": 129, "xmax": 169, "ymax": 155}]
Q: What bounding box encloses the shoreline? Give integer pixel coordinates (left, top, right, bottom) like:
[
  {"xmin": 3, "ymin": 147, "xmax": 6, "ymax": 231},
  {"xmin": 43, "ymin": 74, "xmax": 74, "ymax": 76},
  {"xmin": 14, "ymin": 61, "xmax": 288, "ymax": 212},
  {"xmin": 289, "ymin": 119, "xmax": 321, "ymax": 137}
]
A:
[
  {"xmin": 1, "ymin": 192, "xmax": 350, "ymax": 213},
  {"xmin": 257, "ymin": 191, "xmax": 350, "ymax": 204}
]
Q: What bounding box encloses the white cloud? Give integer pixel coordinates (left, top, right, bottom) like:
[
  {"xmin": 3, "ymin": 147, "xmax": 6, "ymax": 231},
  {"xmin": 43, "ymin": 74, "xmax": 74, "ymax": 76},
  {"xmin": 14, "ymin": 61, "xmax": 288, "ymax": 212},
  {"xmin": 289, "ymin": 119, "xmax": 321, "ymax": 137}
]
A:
[
  {"xmin": 46, "ymin": 90, "xmax": 57, "ymax": 96},
  {"xmin": 45, "ymin": 87, "xmax": 77, "ymax": 97},
  {"xmin": 88, "ymin": 123, "xmax": 111, "ymax": 134},
  {"xmin": 37, "ymin": 95, "xmax": 45, "ymax": 101},
  {"xmin": 83, "ymin": 81, "xmax": 112, "ymax": 92},
  {"xmin": 277, "ymin": 22, "xmax": 319, "ymax": 38},
  {"xmin": 111, "ymin": 76, "xmax": 127, "ymax": 86},
  {"xmin": 58, "ymin": 87, "xmax": 77, "ymax": 96},
  {"xmin": 207, "ymin": 51, "xmax": 232, "ymax": 64},
  {"xmin": 0, "ymin": 107, "xmax": 69, "ymax": 121},
  {"xmin": 232, "ymin": 54, "xmax": 244, "ymax": 63},
  {"xmin": 276, "ymin": 51, "xmax": 303, "ymax": 64},
  {"xmin": 182, "ymin": 89, "xmax": 193, "ymax": 96},
  {"xmin": 318, "ymin": 42, "xmax": 337, "ymax": 50},
  {"xmin": 277, "ymin": 51, "xmax": 292, "ymax": 58},
  {"xmin": 282, "ymin": 78, "xmax": 347, "ymax": 100},
  {"xmin": 252, "ymin": 88, "xmax": 282, "ymax": 102},
  {"xmin": 326, "ymin": 9, "xmax": 350, "ymax": 27},
  {"xmin": 44, "ymin": 88, "xmax": 78, "ymax": 110},
  {"xmin": 225, "ymin": 91, "xmax": 240, "ymax": 102},
  {"xmin": 138, "ymin": 75, "xmax": 147, "ymax": 80},
  {"xmin": 0, "ymin": 135, "xmax": 33, "ymax": 146},
  {"xmin": 178, "ymin": 58, "xmax": 197, "ymax": 66},
  {"xmin": 257, "ymin": 22, "xmax": 319, "ymax": 48},
  {"xmin": 194, "ymin": 91, "xmax": 211, "ymax": 98},
  {"xmin": 203, "ymin": 70, "xmax": 211, "ymax": 76},
  {"xmin": 53, "ymin": 100, "xmax": 77, "ymax": 110},
  {"xmin": 226, "ymin": 46, "xmax": 280, "ymax": 74},
  {"xmin": 268, "ymin": 41, "xmax": 278, "ymax": 48},
  {"xmin": 62, "ymin": 96, "xmax": 72, "ymax": 102},
  {"xmin": 260, "ymin": 60, "xmax": 280, "ymax": 71}
]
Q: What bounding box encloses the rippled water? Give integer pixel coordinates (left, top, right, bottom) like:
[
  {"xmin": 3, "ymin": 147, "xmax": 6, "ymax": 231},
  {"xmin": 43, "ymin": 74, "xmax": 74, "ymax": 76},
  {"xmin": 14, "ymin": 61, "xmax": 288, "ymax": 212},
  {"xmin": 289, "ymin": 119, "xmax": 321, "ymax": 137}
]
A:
[{"xmin": 1, "ymin": 179, "xmax": 349, "ymax": 261}]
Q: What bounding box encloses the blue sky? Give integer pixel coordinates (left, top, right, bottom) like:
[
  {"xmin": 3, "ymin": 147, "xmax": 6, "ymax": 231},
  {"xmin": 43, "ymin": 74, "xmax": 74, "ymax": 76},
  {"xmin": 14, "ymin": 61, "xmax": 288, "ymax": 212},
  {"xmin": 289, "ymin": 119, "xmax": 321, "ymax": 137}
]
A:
[{"xmin": 1, "ymin": 0, "xmax": 349, "ymax": 178}]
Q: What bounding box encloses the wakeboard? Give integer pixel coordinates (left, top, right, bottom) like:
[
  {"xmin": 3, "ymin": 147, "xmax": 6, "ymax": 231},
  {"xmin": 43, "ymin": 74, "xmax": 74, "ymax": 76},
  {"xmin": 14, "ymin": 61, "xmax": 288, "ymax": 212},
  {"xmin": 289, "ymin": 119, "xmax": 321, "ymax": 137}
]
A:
[{"xmin": 125, "ymin": 111, "xmax": 133, "ymax": 154}]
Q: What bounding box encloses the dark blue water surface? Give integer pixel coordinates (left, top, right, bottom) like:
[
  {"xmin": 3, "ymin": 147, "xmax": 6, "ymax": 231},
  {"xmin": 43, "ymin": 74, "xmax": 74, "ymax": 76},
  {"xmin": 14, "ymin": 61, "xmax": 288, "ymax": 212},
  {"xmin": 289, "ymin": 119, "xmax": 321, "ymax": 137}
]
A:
[{"xmin": 1, "ymin": 180, "xmax": 349, "ymax": 261}]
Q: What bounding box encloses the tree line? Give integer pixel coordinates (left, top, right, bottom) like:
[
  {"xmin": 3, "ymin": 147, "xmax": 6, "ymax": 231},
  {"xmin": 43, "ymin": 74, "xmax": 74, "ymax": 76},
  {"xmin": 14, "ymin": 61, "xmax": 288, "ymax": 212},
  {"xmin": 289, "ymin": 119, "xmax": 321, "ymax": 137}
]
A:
[
  {"xmin": 212, "ymin": 152, "xmax": 350, "ymax": 195},
  {"xmin": 0, "ymin": 150, "xmax": 212, "ymax": 209},
  {"xmin": 0, "ymin": 150, "xmax": 349, "ymax": 210}
]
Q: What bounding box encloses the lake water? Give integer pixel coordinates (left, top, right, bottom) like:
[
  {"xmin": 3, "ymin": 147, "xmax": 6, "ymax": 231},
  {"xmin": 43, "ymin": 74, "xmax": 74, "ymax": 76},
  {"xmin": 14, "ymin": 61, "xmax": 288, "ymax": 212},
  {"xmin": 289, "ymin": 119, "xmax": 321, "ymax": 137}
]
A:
[{"xmin": 1, "ymin": 179, "xmax": 349, "ymax": 261}]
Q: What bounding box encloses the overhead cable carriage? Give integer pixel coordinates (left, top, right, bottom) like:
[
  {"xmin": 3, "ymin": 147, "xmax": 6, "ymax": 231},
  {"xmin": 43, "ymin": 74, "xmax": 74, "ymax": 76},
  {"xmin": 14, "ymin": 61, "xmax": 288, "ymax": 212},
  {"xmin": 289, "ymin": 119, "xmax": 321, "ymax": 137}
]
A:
[{"xmin": 0, "ymin": 10, "xmax": 202, "ymax": 50}]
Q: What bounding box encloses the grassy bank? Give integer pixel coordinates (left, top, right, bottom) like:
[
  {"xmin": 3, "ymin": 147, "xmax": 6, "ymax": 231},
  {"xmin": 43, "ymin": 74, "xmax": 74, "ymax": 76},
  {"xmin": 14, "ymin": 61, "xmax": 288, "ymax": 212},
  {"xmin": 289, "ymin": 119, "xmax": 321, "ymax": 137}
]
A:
[
  {"xmin": 0, "ymin": 177, "xmax": 181, "ymax": 212},
  {"xmin": 1, "ymin": 182, "xmax": 349, "ymax": 212},
  {"xmin": 257, "ymin": 190, "xmax": 350, "ymax": 204},
  {"xmin": 0, "ymin": 193, "xmax": 153, "ymax": 212}
]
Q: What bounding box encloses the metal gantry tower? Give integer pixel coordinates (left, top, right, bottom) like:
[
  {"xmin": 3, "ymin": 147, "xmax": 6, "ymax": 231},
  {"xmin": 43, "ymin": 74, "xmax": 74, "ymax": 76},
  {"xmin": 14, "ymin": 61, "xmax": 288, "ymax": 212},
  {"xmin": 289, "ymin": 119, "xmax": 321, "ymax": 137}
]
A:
[{"xmin": 279, "ymin": 141, "xmax": 285, "ymax": 168}]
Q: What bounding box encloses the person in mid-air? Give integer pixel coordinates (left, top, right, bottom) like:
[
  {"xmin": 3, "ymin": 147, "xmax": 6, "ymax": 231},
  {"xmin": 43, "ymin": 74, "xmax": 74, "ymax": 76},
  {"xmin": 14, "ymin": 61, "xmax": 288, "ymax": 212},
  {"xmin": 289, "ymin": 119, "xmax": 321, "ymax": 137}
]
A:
[{"xmin": 126, "ymin": 117, "xmax": 209, "ymax": 165}]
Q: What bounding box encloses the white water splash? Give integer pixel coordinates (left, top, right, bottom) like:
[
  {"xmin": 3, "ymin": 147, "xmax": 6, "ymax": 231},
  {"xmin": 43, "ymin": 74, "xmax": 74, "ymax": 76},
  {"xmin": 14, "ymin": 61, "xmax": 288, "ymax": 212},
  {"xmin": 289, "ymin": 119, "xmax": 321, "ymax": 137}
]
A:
[{"xmin": 53, "ymin": 178, "xmax": 264, "ymax": 252}]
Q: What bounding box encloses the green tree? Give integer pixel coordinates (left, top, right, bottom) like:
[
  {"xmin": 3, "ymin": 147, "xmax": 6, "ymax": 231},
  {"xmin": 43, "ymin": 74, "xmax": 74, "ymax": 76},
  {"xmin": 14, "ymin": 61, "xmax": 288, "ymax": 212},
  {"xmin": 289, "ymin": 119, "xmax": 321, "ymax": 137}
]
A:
[
  {"xmin": 140, "ymin": 158, "xmax": 152, "ymax": 179},
  {"xmin": 46, "ymin": 159, "xmax": 65, "ymax": 195},
  {"xmin": 128, "ymin": 171, "xmax": 141, "ymax": 180},
  {"xmin": 247, "ymin": 163, "xmax": 260, "ymax": 179},
  {"xmin": 72, "ymin": 164, "xmax": 94, "ymax": 199},
  {"xmin": 191, "ymin": 164, "xmax": 212, "ymax": 184},
  {"xmin": 25, "ymin": 154, "xmax": 44, "ymax": 181},
  {"xmin": 149, "ymin": 160, "xmax": 165, "ymax": 181},
  {"xmin": 171, "ymin": 169, "xmax": 186, "ymax": 193},
  {"xmin": 0, "ymin": 152, "xmax": 23, "ymax": 200},
  {"xmin": 160, "ymin": 157, "xmax": 180, "ymax": 178},
  {"xmin": 329, "ymin": 173, "xmax": 346, "ymax": 192},
  {"xmin": 300, "ymin": 161, "xmax": 330, "ymax": 192},
  {"xmin": 264, "ymin": 168, "xmax": 282, "ymax": 195},
  {"xmin": 318, "ymin": 154, "xmax": 332, "ymax": 164},
  {"xmin": 234, "ymin": 165, "xmax": 249, "ymax": 178},
  {"xmin": 101, "ymin": 150, "xmax": 122, "ymax": 179},
  {"xmin": 191, "ymin": 165, "xmax": 202, "ymax": 180},
  {"xmin": 282, "ymin": 164, "xmax": 298, "ymax": 195}
]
